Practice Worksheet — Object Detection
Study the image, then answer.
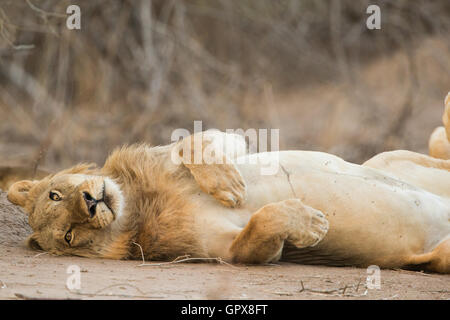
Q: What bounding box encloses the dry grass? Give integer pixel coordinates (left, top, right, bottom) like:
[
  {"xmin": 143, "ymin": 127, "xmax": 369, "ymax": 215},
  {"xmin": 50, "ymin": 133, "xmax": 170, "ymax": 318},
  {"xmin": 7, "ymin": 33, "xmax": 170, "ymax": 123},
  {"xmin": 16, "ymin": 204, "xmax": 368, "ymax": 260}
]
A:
[{"xmin": 0, "ymin": 0, "xmax": 449, "ymax": 170}]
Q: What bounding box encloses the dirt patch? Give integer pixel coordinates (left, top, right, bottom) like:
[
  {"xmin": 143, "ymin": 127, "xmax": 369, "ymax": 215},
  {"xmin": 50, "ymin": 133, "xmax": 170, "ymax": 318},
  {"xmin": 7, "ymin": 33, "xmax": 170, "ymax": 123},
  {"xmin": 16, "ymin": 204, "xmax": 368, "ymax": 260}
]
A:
[{"xmin": 0, "ymin": 191, "xmax": 448, "ymax": 300}]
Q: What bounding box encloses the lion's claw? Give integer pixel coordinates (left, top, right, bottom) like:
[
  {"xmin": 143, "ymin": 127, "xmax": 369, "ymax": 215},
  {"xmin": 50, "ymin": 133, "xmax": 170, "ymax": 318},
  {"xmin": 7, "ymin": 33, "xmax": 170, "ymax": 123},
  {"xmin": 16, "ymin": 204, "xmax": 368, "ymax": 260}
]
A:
[
  {"xmin": 281, "ymin": 199, "xmax": 329, "ymax": 248},
  {"xmin": 189, "ymin": 163, "xmax": 247, "ymax": 208}
]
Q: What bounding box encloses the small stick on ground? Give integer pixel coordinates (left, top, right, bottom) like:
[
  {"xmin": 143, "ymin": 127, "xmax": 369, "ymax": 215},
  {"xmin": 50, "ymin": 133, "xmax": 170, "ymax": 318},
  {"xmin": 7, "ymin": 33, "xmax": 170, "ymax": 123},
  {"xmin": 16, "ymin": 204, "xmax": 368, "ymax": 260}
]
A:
[
  {"xmin": 132, "ymin": 241, "xmax": 237, "ymax": 268},
  {"xmin": 393, "ymin": 269, "xmax": 433, "ymax": 277},
  {"xmin": 67, "ymin": 283, "xmax": 167, "ymax": 299},
  {"xmin": 298, "ymin": 280, "xmax": 368, "ymax": 297},
  {"xmin": 139, "ymin": 255, "xmax": 238, "ymax": 268},
  {"xmin": 15, "ymin": 293, "xmax": 79, "ymax": 300},
  {"xmin": 132, "ymin": 242, "xmax": 146, "ymax": 265},
  {"xmin": 32, "ymin": 252, "xmax": 48, "ymax": 258},
  {"xmin": 426, "ymin": 290, "xmax": 450, "ymax": 294}
]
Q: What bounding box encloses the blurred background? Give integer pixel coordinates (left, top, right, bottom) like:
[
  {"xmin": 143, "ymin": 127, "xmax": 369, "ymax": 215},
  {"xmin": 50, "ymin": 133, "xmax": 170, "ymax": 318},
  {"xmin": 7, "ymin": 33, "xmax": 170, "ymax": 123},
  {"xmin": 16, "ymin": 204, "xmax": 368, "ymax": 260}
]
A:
[{"xmin": 0, "ymin": 0, "xmax": 449, "ymax": 177}]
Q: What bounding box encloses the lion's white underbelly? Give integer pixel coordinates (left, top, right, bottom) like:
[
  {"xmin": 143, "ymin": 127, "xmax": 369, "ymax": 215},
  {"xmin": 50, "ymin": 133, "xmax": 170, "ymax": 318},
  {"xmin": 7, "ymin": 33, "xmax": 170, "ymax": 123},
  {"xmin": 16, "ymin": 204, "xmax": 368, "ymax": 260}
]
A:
[{"xmin": 194, "ymin": 151, "xmax": 450, "ymax": 262}]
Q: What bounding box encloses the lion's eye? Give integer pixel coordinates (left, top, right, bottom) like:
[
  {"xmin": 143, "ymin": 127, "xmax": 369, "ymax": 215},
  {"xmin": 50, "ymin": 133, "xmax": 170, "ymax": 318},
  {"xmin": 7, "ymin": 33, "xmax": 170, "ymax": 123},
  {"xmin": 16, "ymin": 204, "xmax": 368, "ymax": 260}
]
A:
[
  {"xmin": 64, "ymin": 230, "xmax": 73, "ymax": 244},
  {"xmin": 49, "ymin": 191, "xmax": 62, "ymax": 201}
]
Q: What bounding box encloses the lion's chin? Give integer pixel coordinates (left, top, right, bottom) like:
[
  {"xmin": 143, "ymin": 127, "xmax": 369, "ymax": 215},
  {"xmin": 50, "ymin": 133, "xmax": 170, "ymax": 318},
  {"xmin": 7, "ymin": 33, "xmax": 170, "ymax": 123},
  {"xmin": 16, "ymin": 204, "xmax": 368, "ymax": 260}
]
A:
[
  {"xmin": 103, "ymin": 177, "xmax": 125, "ymax": 219},
  {"xmin": 89, "ymin": 202, "xmax": 116, "ymax": 228},
  {"xmin": 87, "ymin": 179, "xmax": 124, "ymax": 229},
  {"xmin": 81, "ymin": 177, "xmax": 125, "ymax": 229}
]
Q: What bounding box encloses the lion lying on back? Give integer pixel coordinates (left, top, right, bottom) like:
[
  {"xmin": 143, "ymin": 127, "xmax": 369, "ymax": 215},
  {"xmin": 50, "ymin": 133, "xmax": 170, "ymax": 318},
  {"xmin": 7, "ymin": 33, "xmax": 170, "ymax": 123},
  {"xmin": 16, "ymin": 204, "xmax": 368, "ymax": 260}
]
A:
[{"xmin": 7, "ymin": 93, "xmax": 450, "ymax": 273}]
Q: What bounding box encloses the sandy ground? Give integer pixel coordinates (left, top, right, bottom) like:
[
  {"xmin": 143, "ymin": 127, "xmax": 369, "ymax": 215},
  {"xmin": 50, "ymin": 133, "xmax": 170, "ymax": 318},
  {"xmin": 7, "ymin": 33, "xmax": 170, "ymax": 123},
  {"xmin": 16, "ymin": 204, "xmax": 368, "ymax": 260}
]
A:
[
  {"xmin": 0, "ymin": 192, "xmax": 449, "ymax": 300},
  {"xmin": 1, "ymin": 245, "xmax": 449, "ymax": 300}
]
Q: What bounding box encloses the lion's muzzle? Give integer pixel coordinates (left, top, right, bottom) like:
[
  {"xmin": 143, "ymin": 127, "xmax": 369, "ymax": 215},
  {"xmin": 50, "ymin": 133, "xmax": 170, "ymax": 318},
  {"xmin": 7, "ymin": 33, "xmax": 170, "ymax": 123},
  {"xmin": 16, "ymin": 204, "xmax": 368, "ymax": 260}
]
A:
[
  {"xmin": 83, "ymin": 191, "xmax": 98, "ymax": 218},
  {"xmin": 78, "ymin": 178, "xmax": 118, "ymax": 229}
]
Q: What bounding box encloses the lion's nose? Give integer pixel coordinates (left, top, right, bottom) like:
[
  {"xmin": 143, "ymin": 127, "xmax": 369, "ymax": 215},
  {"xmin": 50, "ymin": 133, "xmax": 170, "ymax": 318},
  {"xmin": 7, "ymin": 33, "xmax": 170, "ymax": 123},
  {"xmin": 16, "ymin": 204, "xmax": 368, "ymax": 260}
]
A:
[{"xmin": 83, "ymin": 191, "xmax": 98, "ymax": 218}]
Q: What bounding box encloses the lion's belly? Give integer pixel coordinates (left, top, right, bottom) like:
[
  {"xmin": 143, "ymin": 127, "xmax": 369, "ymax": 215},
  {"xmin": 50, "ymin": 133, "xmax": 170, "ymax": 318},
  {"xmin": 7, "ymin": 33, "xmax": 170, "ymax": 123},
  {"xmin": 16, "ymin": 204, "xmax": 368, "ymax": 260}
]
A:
[{"xmin": 230, "ymin": 151, "xmax": 450, "ymax": 266}]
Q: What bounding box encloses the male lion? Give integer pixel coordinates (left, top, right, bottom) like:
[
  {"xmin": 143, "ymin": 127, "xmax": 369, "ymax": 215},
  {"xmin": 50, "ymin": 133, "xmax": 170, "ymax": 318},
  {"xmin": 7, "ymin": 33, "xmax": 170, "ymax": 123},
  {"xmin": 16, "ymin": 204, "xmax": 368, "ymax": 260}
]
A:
[{"xmin": 7, "ymin": 94, "xmax": 450, "ymax": 274}]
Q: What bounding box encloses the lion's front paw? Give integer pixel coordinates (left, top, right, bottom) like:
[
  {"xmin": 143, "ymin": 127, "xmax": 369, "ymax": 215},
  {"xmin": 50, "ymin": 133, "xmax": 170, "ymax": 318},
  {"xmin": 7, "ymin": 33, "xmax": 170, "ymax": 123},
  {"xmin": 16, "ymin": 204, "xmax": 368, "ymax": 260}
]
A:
[
  {"xmin": 192, "ymin": 164, "xmax": 246, "ymax": 208},
  {"xmin": 211, "ymin": 182, "xmax": 246, "ymax": 208},
  {"xmin": 283, "ymin": 199, "xmax": 329, "ymax": 248}
]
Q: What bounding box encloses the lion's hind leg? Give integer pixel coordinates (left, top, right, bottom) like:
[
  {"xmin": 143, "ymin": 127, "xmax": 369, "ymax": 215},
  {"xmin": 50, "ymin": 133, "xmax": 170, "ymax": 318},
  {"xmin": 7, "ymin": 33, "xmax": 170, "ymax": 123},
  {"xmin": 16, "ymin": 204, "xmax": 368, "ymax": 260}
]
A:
[
  {"xmin": 363, "ymin": 150, "xmax": 450, "ymax": 197},
  {"xmin": 364, "ymin": 149, "xmax": 450, "ymax": 172},
  {"xmin": 228, "ymin": 199, "xmax": 329, "ymax": 264},
  {"xmin": 429, "ymin": 92, "xmax": 450, "ymax": 159},
  {"xmin": 405, "ymin": 238, "xmax": 450, "ymax": 274}
]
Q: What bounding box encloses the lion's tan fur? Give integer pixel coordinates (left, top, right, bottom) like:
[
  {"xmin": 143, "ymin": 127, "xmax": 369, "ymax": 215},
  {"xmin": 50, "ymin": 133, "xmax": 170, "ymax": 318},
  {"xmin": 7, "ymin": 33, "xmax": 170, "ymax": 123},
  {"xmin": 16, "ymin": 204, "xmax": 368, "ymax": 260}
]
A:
[
  {"xmin": 5, "ymin": 94, "xmax": 450, "ymax": 273},
  {"xmin": 100, "ymin": 144, "xmax": 207, "ymax": 260}
]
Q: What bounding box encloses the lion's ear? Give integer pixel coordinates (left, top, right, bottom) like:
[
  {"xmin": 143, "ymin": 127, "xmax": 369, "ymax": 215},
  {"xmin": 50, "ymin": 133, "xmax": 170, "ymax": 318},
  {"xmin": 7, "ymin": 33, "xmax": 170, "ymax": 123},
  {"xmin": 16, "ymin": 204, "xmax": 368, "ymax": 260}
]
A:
[
  {"xmin": 7, "ymin": 180, "xmax": 37, "ymax": 208},
  {"xmin": 26, "ymin": 233, "xmax": 43, "ymax": 251}
]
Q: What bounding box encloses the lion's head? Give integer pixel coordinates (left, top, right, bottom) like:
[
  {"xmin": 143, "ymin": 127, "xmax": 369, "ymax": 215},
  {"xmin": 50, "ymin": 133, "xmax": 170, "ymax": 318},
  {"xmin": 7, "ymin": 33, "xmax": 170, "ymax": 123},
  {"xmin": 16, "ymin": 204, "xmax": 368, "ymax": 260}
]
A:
[{"xmin": 7, "ymin": 164, "xmax": 124, "ymax": 256}]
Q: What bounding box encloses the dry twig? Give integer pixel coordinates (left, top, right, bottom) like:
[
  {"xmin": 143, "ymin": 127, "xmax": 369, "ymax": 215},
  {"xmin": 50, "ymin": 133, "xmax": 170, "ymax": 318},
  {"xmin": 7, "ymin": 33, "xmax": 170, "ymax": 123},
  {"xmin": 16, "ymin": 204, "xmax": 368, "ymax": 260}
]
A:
[
  {"xmin": 66, "ymin": 283, "xmax": 167, "ymax": 299},
  {"xmin": 298, "ymin": 280, "xmax": 368, "ymax": 297},
  {"xmin": 15, "ymin": 293, "xmax": 79, "ymax": 300},
  {"xmin": 133, "ymin": 241, "xmax": 237, "ymax": 268}
]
